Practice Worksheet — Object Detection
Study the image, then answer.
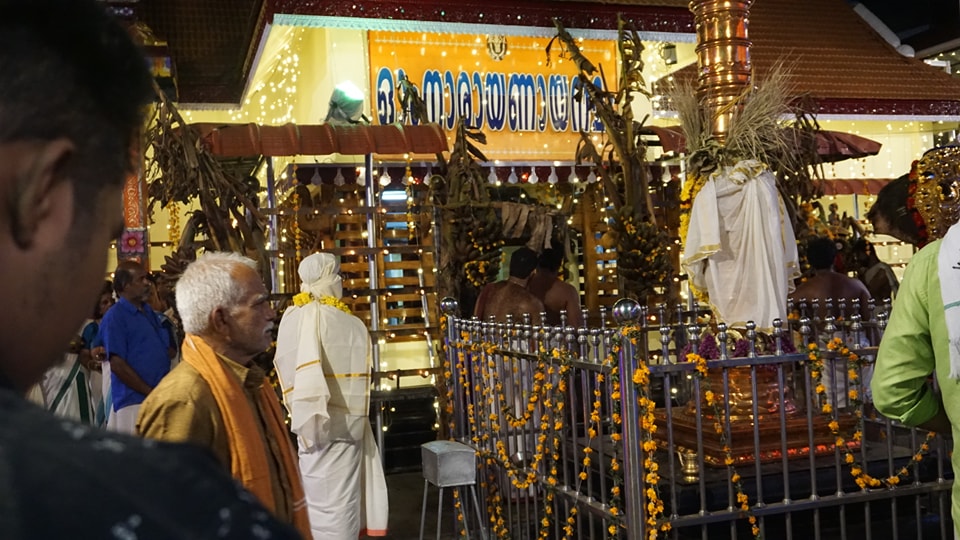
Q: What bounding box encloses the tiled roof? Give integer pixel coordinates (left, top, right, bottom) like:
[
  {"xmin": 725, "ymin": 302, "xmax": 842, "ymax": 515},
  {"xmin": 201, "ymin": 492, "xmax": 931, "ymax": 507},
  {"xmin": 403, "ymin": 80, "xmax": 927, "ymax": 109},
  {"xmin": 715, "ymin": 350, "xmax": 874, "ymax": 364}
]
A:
[
  {"xmin": 660, "ymin": 0, "xmax": 960, "ymax": 116},
  {"xmin": 143, "ymin": 0, "xmax": 960, "ymax": 113}
]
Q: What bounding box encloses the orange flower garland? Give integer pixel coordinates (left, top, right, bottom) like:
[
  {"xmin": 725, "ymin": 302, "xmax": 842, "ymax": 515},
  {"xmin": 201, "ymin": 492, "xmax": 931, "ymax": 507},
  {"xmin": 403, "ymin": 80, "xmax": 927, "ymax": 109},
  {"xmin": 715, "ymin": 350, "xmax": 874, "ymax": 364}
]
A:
[
  {"xmin": 807, "ymin": 338, "xmax": 937, "ymax": 489},
  {"xmin": 454, "ymin": 337, "xmax": 590, "ymax": 539},
  {"xmin": 620, "ymin": 325, "xmax": 672, "ymax": 540},
  {"xmin": 686, "ymin": 352, "xmax": 759, "ymax": 538}
]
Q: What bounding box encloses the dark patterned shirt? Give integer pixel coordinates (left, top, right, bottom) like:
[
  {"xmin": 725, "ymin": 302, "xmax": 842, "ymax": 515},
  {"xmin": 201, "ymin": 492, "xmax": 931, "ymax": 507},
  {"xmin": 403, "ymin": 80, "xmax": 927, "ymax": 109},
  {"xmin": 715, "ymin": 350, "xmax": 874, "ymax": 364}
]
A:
[{"xmin": 0, "ymin": 386, "xmax": 302, "ymax": 539}]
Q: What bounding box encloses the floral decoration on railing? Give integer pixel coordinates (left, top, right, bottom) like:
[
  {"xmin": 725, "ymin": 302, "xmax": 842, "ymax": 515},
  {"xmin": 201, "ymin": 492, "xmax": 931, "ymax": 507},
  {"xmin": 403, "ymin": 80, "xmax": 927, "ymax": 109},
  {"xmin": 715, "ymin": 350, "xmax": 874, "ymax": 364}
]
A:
[
  {"xmin": 807, "ymin": 337, "xmax": 936, "ymax": 489},
  {"xmin": 686, "ymin": 351, "xmax": 760, "ymax": 539},
  {"xmin": 446, "ymin": 324, "xmax": 619, "ymax": 539},
  {"xmin": 622, "ymin": 326, "xmax": 672, "ymax": 540},
  {"xmin": 678, "ymin": 330, "xmax": 797, "ymax": 360}
]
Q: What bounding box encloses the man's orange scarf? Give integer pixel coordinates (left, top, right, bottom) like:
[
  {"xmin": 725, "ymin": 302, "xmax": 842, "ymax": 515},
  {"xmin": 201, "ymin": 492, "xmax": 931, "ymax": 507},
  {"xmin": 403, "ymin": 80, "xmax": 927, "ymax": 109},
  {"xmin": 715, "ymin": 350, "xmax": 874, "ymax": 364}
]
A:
[{"xmin": 182, "ymin": 335, "xmax": 311, "ymax": 538}]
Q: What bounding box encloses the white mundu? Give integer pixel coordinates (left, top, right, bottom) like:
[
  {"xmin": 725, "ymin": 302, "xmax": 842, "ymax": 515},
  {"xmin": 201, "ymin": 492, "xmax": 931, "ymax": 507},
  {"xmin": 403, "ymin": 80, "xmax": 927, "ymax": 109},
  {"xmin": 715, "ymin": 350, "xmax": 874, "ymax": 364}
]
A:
[
  {"xmin": 39, "ymin": 352, "xmax": 94, "ymax": 423},
  {"xmin": 275, "ymin": 252, "xmax": 388, "ymax": 539},
  {"xmin": 682, "ymin": 160, "xmax": 800, "ymax": 331}
]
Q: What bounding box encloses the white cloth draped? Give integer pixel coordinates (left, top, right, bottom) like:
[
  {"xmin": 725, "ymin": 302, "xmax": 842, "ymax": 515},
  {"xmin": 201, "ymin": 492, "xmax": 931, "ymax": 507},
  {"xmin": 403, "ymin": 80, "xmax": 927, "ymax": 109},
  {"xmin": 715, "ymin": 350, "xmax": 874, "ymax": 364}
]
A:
[
  {"xmin": 938, "ymin": 223, "xmax": 960, "ymax": 379},
  {"xmin": 275, "ymin": 252, "xmax": 388, "ymax": 538},
  {"xmin": 682, "ymin": 160, "xmax": 800, "ymax": 331},
  {"xmin": 298, "ymin": 422, "xmax": 389, "ymax": 538}
]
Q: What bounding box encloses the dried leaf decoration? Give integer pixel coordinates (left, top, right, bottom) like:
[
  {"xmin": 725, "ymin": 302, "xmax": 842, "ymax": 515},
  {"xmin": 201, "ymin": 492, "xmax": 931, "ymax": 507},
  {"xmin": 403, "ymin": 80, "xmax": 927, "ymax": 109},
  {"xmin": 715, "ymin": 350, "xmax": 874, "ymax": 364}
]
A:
[
  {"xmin": 548, "ymin": 17, "xmax": 672, "ymax": 301},
  {"xmin": 664, "ymin": 60, "xmax": 823, "ymax": 238},
  {"xmin": 396, "ymin": 76, "xmax": 500, "ymax": 307},
  {"xmin": 144, "ymin": 81, "xmax": 271, "ymax": 287},
  {"xmin": 433, "ymin": 119, "xmax": 501, "ymax": 305}
]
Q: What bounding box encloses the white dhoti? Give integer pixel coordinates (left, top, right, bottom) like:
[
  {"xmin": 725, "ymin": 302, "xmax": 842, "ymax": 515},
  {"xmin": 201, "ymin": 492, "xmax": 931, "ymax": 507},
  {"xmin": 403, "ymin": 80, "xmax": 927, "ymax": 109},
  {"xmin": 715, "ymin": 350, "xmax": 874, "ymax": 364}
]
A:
[
  {"xmin": 108, "ymin": 404, "xmax": 140, "ymax": 434},
  {"xmin": 95, "ymin": 360, "xmax": 112, "ymax": 428},
  {"xmin": 682, "ymin": 160, "xmax": 800, "ymax": 331},
  {"xmin": 39, "ymin": 353, "xmax": 94, "ymax": 423},
  {"xmin": 299, "ymin": 421, "xmax": 388, "ymax": 539}
]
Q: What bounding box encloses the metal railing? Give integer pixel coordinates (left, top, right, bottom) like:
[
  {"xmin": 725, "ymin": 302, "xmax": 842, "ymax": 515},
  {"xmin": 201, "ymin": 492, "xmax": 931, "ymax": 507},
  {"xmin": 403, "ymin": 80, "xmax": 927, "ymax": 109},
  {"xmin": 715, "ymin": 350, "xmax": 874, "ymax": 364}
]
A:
[{"xmin": 439, "ymin": 298, "xmax": 954, "ymax": 540}]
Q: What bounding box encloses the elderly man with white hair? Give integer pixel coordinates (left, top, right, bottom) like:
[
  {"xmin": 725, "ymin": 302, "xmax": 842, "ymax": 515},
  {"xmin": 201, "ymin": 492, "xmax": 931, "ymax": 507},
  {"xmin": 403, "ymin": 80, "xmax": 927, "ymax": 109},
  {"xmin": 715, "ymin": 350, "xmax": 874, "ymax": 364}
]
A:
[
  {"xmin": 137, "ymin": 252, "xmax": 312, "ymax": 537},
  {"xmin": 275, "ymin": 252, "xmax": 389, "ymax": 539}
]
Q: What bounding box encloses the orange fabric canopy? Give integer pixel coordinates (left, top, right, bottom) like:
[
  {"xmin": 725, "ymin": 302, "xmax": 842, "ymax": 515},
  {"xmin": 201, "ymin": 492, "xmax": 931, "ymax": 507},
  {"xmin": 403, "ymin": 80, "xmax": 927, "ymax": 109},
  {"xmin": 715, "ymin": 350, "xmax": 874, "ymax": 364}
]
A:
[{"xmin": 189, "ymin": 122, "xmax": 449, "ymax": 158}]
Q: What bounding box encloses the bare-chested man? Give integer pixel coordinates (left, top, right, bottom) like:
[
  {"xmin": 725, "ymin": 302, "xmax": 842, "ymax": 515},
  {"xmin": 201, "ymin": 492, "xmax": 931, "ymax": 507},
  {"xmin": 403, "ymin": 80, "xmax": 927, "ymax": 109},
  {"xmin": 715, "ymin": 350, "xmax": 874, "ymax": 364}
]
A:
[
  {"xmin": 527, "ymin": 247, "xmax": 582, "ymax": 327},
  {"xmin": 474, "ymin": 247, "xmax": 544, "ymax": 325},
  {"xmin": 790, "ymin": 237, "xmax": 874, "ymax": 406},
  {"xmin": 790, "ymin": 237, "xmax": 873, "ymax": 327}
]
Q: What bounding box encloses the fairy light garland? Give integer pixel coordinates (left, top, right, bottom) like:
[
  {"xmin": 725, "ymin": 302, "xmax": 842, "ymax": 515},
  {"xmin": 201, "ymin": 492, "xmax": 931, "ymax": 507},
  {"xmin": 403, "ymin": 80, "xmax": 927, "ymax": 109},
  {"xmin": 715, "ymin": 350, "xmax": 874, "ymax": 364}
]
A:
[
  {"xmin": 166, "ymin": 202, "xmax": 180, "ymax": 248},
  {"xmin": 807, "ymin": 338, "xmax": 937, "ymax": 489},
  {"xmin": 291, "ymin": 192, "xmax": 302, "ymax": 263}
]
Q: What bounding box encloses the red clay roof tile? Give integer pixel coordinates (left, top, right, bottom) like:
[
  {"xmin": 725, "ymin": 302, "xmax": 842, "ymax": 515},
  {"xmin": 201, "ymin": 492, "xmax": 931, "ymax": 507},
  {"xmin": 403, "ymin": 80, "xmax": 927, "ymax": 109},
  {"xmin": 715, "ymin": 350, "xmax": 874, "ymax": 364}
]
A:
[{"xmin": 658, "ymin": 0, "xmax": 960, "ymax": 115}]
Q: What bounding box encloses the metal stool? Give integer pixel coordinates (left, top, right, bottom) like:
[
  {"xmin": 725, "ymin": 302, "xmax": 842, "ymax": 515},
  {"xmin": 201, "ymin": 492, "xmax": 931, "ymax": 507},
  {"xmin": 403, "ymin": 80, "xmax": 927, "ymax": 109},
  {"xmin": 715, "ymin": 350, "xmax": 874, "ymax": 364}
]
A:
[{"xmin": 419, "ymin": 440, "xmax": 484, "ymax": 540}]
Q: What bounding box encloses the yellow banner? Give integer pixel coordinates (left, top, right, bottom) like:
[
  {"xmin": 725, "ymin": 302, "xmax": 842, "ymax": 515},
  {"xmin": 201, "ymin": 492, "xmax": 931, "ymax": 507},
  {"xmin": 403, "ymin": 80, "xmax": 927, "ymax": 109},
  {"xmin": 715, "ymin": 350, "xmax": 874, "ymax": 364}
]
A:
[{"xmin": 369, "ymin": 31, "xmax": 618, "ymax": 161}]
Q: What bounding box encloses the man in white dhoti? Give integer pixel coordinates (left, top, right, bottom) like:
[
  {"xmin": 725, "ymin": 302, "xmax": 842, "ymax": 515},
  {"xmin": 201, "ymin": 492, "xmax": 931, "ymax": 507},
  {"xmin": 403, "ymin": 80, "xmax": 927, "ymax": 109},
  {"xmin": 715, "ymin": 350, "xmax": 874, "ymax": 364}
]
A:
[
  {"xmin": 682, "ymin": 160, "xmax": 801, "ymax": 331},
  {"xmin": 275, "ymin": 252, "xmax": 389, "ymax": 539},
  {"xmin": 38, "ymin": 330, "xmax": 95, "ymax": 423}
]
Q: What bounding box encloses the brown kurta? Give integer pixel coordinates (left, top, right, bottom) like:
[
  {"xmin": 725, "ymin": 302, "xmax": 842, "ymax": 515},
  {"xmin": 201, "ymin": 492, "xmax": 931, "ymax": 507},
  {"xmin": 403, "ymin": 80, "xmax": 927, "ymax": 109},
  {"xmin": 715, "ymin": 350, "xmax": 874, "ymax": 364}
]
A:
[{"xmin": 137, "ymin": 356, "xmax": 296, "ymax": 524}]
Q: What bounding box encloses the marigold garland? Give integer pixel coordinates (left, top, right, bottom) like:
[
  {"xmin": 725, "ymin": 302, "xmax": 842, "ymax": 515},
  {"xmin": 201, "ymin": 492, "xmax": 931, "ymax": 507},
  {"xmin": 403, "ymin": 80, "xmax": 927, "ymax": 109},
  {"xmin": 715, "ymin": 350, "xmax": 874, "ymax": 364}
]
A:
[
  {"xmin": 807, "ymin": 338, "xmax": 937, "ymax": 489},
  {"xmin": 291, "ymin": 192, "xmax": 302, "ymax": 262},
  {"xmin": 678, "ymin": 173, "xmax": 708, "ymax": 247},
  {"xmin": 619, "ymin": 325, "xmax": 672, "ymax": 540},
  {"xmin": 606, "ymin": 362, "xmax": 625, "ymax": 540},
  {"xmin": 442, "ymin": 325, "xmax": 941, "ymax": 540},
  {"xmin": 166, "ymin": 201, "xmax": 181, "ymax": 248},
  {"xmin": 291, "ymin": 292, "xmax": 352, "ymax": 314},
  {"xmin": 451, "ymin": 335, "xmax": 614, "ymax": 540},
  {"xmin": 686, "ymin": 352, "xmax": 760, "ymax": 539},
  {"xmin": 677, "ymin": 173, "xmax": 711, "ymax": 304}
]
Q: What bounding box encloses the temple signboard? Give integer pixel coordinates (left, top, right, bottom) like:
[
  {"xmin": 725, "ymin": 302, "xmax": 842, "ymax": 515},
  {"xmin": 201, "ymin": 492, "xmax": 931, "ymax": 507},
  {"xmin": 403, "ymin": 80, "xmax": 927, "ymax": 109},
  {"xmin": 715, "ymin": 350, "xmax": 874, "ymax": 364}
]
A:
[{"xmin": 368, "ymin": 31, "xmax": 618, "ymax": 161}]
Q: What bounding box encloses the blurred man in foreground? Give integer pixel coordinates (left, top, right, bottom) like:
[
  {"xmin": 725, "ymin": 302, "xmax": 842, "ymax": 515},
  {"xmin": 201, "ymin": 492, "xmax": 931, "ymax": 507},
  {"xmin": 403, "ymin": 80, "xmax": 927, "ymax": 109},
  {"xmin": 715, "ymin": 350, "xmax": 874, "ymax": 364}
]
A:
[{"xmin": 0, "ymin": 1, "xmax": 300, "ymax": 537}]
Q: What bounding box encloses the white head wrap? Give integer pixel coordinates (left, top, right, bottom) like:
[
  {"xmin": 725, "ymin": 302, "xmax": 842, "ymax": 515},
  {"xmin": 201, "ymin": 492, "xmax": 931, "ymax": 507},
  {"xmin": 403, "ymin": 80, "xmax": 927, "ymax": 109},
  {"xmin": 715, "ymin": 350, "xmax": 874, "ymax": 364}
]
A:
[{"xmin": 299, "ymin": 252, "xmax": 343, "ymax": 299}]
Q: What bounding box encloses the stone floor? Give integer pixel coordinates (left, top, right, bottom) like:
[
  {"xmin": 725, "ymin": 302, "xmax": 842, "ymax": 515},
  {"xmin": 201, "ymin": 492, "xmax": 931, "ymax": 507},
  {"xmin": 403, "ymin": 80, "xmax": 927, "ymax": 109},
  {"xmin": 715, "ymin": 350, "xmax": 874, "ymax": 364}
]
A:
[{"xmin": 381, "ymin": 471, "xmax": 467, "ymax": 540}]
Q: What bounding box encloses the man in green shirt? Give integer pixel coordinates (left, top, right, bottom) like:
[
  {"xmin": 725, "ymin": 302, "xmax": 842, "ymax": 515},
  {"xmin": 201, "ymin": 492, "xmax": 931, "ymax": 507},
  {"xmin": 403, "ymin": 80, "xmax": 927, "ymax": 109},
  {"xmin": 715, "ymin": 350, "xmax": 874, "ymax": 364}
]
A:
[{"xmin": 872, "ymin": 237, "xmax": 955, "ymax": 531}]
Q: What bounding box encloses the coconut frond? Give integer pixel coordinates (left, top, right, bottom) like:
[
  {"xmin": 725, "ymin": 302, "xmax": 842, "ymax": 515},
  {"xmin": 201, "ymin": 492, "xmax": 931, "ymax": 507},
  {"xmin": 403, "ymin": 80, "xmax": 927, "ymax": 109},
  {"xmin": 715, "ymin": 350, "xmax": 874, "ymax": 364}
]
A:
[
  {"xmin": 144, "ymin": 81, "xmax": 268, "ymax": 285},
  {"xmin": 724, "ymin": 61, "xmax": 796, "ymax": 167},
  {"xmin": 664, "ymin": 77, "xmax": 708, "ymax": 156}
]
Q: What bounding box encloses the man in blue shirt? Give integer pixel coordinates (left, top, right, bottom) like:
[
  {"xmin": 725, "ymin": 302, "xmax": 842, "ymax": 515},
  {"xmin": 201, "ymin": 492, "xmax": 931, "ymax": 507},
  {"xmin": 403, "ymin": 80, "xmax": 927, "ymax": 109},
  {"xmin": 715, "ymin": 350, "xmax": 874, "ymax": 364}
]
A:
[{"xmin": 100, "ymin": 260, "xmax": 172, "ymax": 433}]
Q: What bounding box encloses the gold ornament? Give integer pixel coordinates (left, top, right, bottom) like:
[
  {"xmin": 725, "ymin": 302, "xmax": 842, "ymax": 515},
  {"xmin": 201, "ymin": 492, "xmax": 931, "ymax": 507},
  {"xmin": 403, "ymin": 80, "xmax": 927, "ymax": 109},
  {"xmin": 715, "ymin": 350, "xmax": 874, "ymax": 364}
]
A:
[{"xmin": 913, "ymin": 146, "xmax": 960, "ymax": 241}]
